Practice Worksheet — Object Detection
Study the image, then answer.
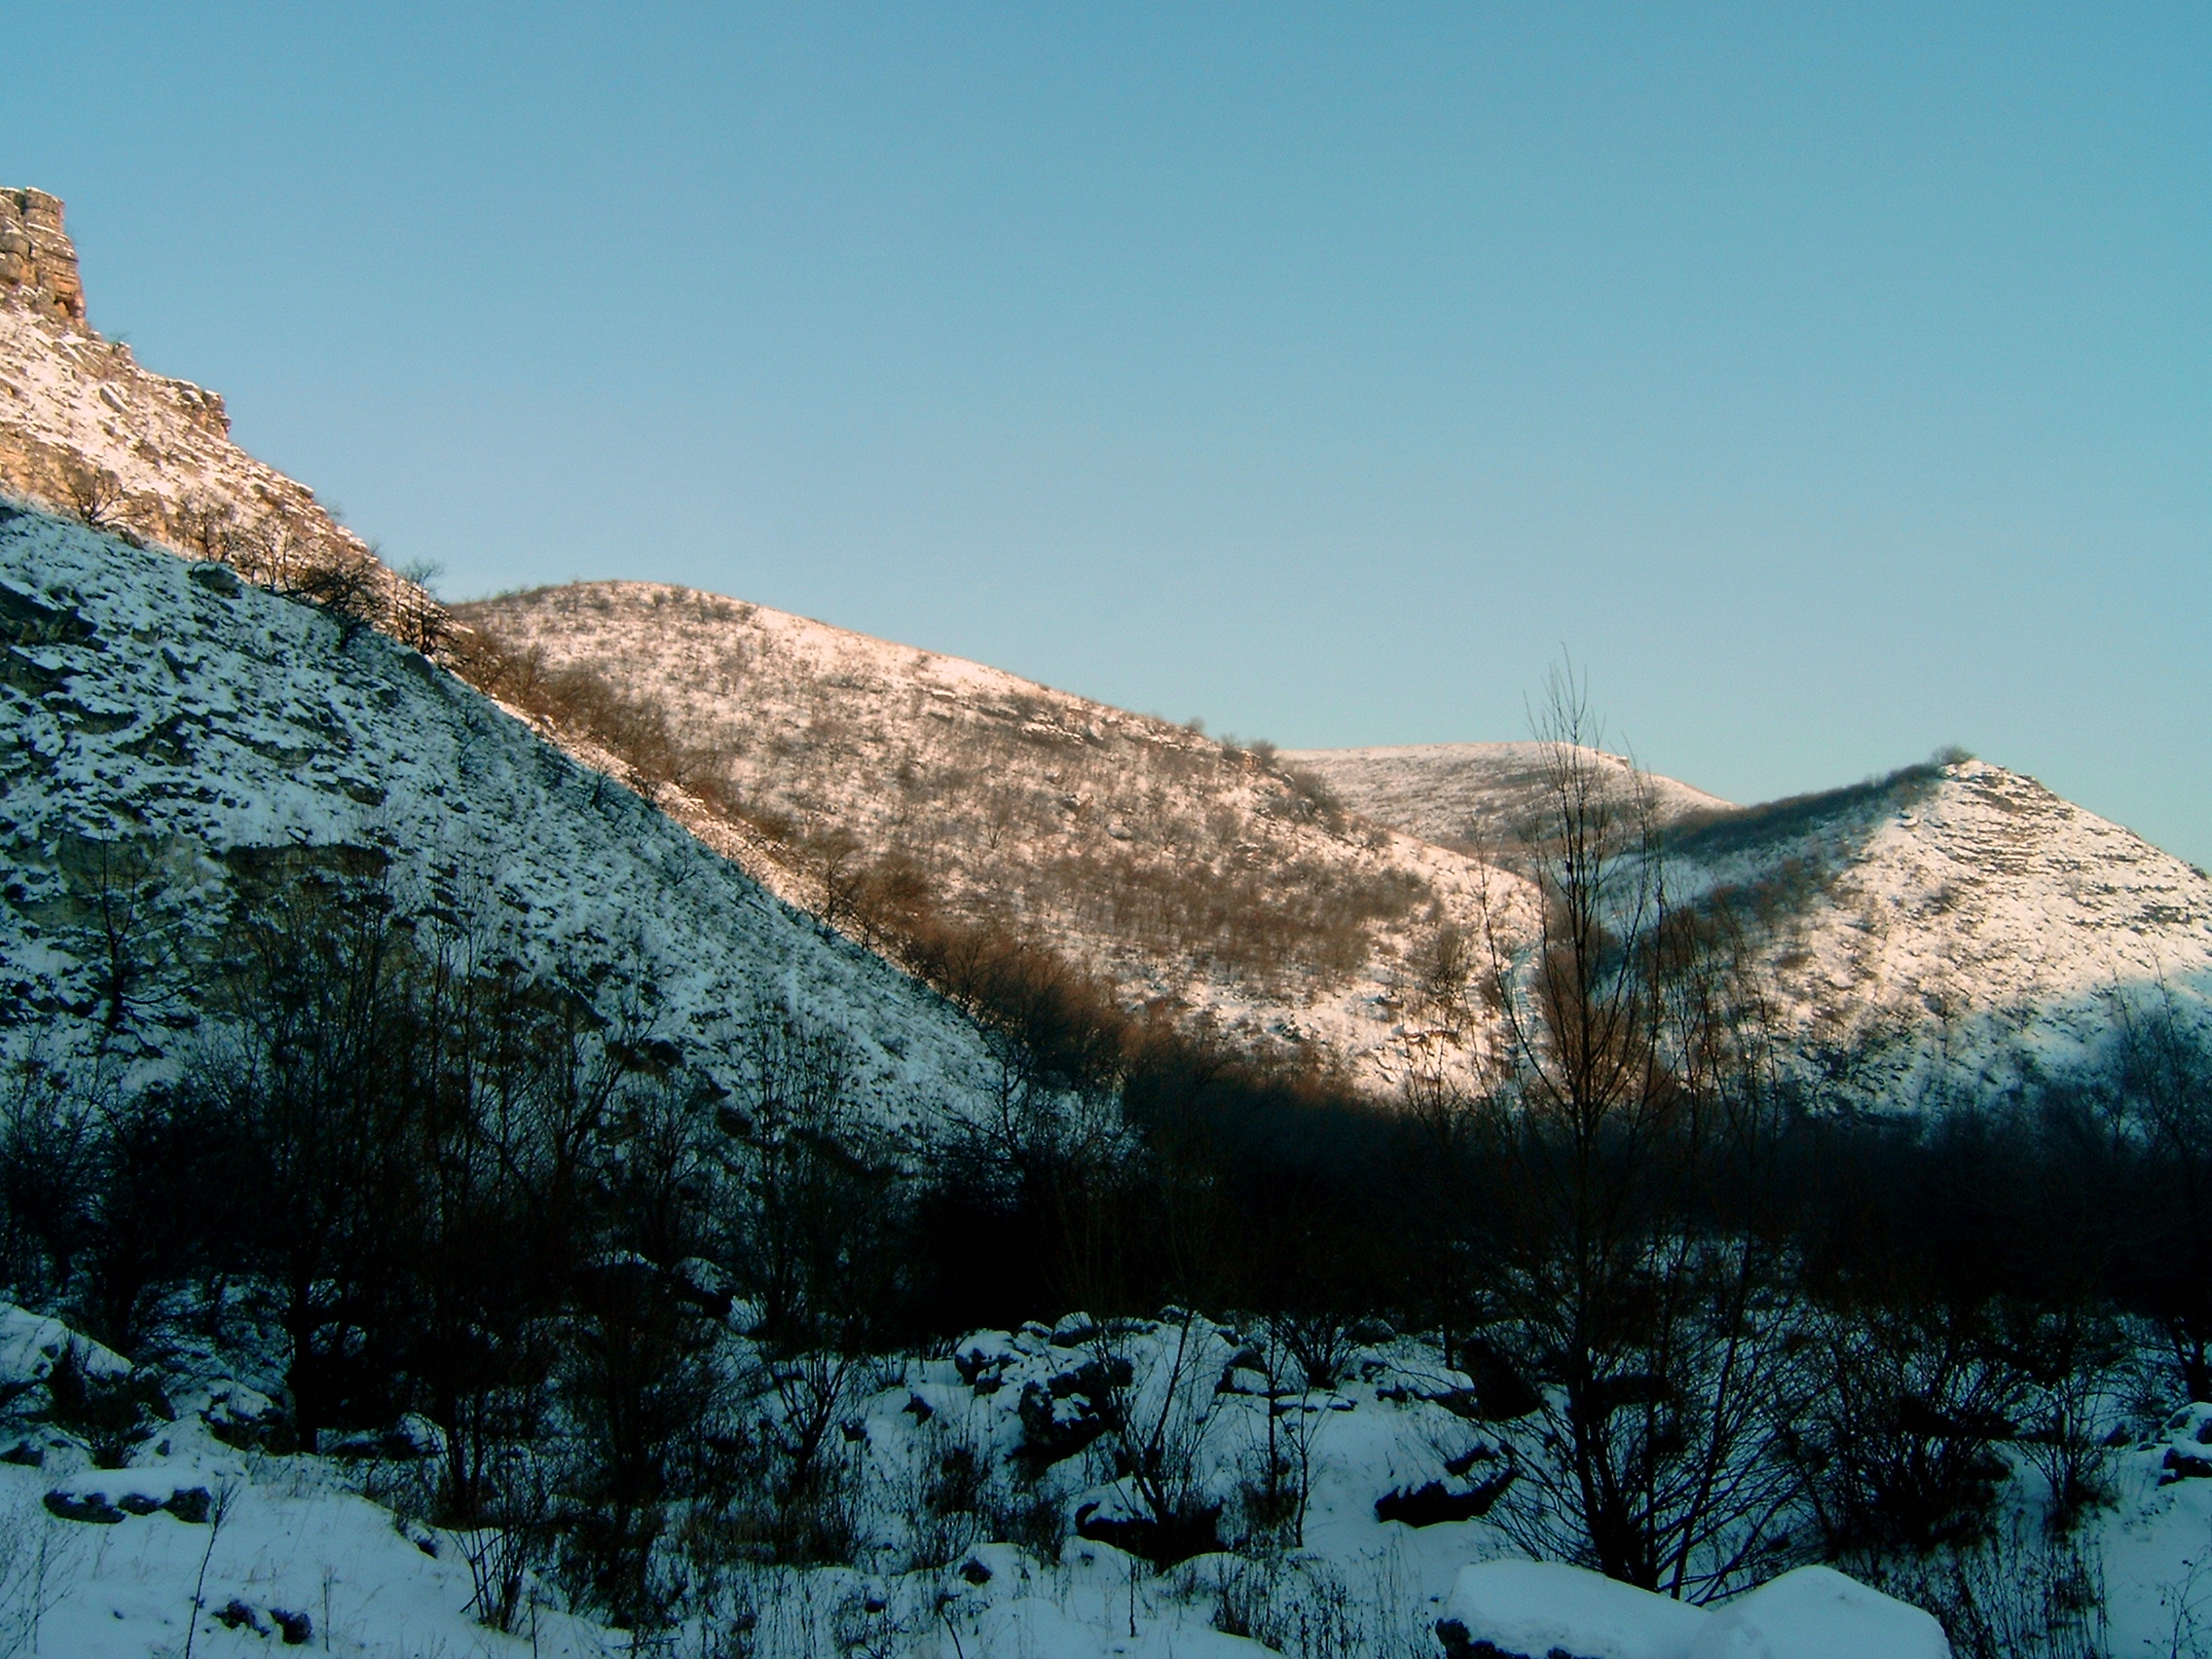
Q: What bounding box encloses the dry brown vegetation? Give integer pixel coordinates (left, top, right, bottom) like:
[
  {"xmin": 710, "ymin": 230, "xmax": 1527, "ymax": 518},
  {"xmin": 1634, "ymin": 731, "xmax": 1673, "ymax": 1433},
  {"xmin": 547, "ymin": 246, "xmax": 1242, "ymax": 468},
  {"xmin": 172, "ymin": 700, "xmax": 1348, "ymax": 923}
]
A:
[{"xmin": 450, "ymin": 583, "xmax": 1502, "ymax": 1086}]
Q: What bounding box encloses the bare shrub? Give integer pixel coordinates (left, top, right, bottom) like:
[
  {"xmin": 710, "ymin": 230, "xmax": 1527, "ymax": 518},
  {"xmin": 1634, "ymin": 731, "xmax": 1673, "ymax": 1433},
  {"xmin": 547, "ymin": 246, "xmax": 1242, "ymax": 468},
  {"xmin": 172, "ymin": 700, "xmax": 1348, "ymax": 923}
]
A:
[
  {"xmin": 60, "ymin": 463, "xmax": 128, "ymax": 534},
  {"xmin": 1233, "ymin": 1318, "xmax": 1324, "ymax": 1549},
  {"xmin": 1787, "ymin": 1293, "xmax": 2022, "ymax": 1557},
  {"xmin": 0, "ymin": 1061, "xmax": 101, "ymax": 1307},
  {"xmin": 1271, "ymin": 1310, "xmax": 1351, "ymax": 1393},
  {"xmin": 459, "ymin": 1451, "xmax": 552, "ymax": 1634},
  {"xmin": 889, "ymin": 1410, "xmax": 1000, "ymax": 1571},
  {"xmin": 1858, "ymin": 1516, "xmax": 2107, "ymax": 1659},
  {"xmin": 281, "ymin": 546, "xmax": 389, "ymax": 638},
  {"xmin": 1084, "ymin": 1314, "xmax": 1230, "ymax": 1566},
  {"xmin": 0, "ymin": 1494, "xmax": 79, "ymax": 1659},
  {"xmin": 2013, "ymin": 1302, "xmax": 2128, "ymax": 1531},
  {"xmin": 1188, "ymin": 1548, "xmax": 1430, "ymax": 1659}
]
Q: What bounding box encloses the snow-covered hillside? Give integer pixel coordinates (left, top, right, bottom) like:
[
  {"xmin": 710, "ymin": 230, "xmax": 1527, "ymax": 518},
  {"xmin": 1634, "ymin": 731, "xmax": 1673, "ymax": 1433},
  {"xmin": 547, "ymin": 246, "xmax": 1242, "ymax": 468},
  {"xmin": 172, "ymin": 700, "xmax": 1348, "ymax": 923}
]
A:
[
  {"xmin": 1299, "ymin": 741, "xmax": 2212, "ymax": 1103},
  {"xmin": 459, "ymin": 583, "xmax": 1524, "ymax": 1092},
  {"xmin": 0, "ymin": 505, "xmax": 996, "ymax": 1125},
  {"xmin": 1665, "ymin": 758, "xmax": 2212, "ymax": 1103},
  {"xmin": 1282, "ymin": 742, "xmax": 1730, "ymax": 849}
]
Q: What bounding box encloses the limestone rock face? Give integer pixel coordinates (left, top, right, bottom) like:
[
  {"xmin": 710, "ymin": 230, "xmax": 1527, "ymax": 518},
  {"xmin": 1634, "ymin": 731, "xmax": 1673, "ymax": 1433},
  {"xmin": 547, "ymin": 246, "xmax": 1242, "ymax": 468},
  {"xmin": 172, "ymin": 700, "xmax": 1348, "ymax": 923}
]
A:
[
  {"xmin": 0, "ymin": 186, "xmax": 426, "ymax": 639},
  {"xmin": 0, "ymin": 189, "xmax": 86, "ymax": 328}
]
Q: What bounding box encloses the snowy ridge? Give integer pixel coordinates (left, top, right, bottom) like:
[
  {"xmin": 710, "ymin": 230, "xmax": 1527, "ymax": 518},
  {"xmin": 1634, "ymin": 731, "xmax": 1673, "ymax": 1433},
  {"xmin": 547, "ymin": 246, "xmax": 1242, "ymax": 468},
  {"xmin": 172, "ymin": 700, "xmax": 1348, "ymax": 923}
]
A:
[
  {"xmin": 1668, "ymin": 758, "xmax": 2212, "ymax": 1101},
  {"xmin": 460, "ymin": 582, "xmax": 1528, "ymax": 1093},
  {"xmin": 1282, "ymin": 742, "xmax": 1731, "ymax": 848},
  {"xmin": 0, "ymin": 507, "xmax": 998, "ymax": 1125},
  {"xmin": 1298, "ymin": 740, "xmax": 2212, "ymax": 1102}
]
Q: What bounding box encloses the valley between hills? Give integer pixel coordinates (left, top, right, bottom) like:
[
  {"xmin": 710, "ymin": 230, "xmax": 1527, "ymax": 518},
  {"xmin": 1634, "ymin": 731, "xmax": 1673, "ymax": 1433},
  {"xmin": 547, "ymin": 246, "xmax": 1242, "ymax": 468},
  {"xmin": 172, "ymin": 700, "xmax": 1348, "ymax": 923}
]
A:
[{"xmin": 4, "ymin": 184, "xmax": 2211, "ymax": 1659}]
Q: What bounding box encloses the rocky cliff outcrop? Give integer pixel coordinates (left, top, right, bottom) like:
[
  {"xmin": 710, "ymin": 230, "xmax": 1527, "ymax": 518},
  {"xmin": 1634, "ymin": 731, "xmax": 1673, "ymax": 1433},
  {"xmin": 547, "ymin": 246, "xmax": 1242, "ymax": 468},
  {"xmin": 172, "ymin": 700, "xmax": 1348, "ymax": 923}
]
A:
[
  {"xmin": 0, "ymin": 189, "xmax": 87, "ymax": 328},
  {"xmin": 0, "ymin": 187, "xmax": 427, "ymax": 636}
]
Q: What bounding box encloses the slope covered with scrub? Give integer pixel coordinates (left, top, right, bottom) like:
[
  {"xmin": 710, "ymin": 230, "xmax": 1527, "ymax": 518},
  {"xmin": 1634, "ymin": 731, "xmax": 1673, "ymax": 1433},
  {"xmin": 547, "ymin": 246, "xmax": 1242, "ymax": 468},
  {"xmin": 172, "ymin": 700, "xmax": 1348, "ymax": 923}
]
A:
[{"xmin": 458, "ymin": 581, "xmax": 1522, "ymax": 1092}]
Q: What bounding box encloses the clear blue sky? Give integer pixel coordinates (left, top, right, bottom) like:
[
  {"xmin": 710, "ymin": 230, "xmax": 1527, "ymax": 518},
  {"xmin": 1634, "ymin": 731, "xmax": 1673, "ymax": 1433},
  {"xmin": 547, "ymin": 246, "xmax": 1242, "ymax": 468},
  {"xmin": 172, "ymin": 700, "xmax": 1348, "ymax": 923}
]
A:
[{"xmin": 9, "ymin": 4, "xmax": 2208, "ymax": 864}]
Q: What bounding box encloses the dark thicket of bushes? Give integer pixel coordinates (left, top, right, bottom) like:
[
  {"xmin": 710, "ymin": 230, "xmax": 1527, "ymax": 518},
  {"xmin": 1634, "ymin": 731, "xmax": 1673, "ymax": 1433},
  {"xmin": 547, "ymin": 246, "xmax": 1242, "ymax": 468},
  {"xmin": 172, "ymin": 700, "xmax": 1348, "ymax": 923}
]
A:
[{"xmin": 6, "ymin": 858, "xmax": 2208, "ymax": 1628}]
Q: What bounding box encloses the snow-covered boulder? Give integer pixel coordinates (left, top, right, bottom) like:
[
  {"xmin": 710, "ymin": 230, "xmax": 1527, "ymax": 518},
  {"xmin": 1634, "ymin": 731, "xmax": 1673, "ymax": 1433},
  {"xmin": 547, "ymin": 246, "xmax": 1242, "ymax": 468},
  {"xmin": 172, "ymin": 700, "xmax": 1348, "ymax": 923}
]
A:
[
  {"xmin": 1688, "ymin": 1565, "xmax": 1949, "ymax": 1658},
  {"xmin": 1436, "ymin": 1561, "xmax": 1710, "ymax": 1659},
  {"xmin": 2155, "ymin": 1402, "xmax": 2212, "ymax": 1484},
  {"xmin": 1438, "ymin": 1561, "xmax": 1949, "ymax": 1659},
  {"xmin": 0, "ymin": 1303, "xmax": 129, "ymax": 1400},
  {"xmin": 45, "ymin": 1456, "xmax": 219, "ymax": 1525}
]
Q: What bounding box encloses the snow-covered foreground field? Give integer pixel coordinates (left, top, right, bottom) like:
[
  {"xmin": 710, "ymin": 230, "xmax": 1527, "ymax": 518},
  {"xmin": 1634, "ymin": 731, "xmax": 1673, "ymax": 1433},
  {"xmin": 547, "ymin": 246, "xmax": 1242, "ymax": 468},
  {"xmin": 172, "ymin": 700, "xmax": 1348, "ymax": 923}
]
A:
[{"xmin": 8, "ymin": 1302, "xmax": 2212, "ymax": 1657}]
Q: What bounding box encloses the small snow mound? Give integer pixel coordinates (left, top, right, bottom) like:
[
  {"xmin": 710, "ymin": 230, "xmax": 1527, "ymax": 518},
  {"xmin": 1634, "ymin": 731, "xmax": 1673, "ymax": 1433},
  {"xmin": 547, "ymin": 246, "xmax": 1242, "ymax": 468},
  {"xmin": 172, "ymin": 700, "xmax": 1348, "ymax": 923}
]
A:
[
  {"xmin": 1438, "ymin": 1561, "xmax": 1709, "ymax": 1659},
  {"xmin": 1688, "ymin": 1565, "xmax": 1949, "ymax": 1659},
  {"xmin": 1439, "ymin": 1562, "xmax": 1948, "ymax": 1659}
]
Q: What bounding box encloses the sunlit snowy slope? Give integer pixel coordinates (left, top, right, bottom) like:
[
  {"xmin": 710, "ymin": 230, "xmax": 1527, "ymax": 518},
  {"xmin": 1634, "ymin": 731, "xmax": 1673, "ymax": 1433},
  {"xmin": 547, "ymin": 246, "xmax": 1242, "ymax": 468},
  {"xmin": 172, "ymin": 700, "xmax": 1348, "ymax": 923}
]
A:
[
  {"xmin": 1282, "ymin": 742, "xmax": 1731, "ymax": 848},
  {"xmin": 1306, "ymin": 741, "xmax": 2212, "ymax": 1103},
  {"xmin": 460, "ymin": 582, "xmax": 1523, "ymax": 1092},
  {"xmin": 1665, "ymin": 757, "xmax": 2212, "ymax": 1102},
  {"xmin": 0, "ymin": 506, "xmax": 996, "ymax": 1124}
]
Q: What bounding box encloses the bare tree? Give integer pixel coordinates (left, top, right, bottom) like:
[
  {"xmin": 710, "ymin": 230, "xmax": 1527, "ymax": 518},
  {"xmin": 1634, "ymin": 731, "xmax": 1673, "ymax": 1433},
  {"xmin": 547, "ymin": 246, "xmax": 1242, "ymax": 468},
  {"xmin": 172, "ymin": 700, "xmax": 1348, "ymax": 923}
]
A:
[
  {"xmin": 178, "ymin": 497, "xmax": 240, "ymax": 564},
  {"xmin": 1474, "ymin": 666, "xmax": 1801, "ymax": 1599},
  {"xmin": 60, "ymin": 463, "xmax": 128, "ymax": 535},
  {"xmin": 391, "ymin": 559, "xmax": 453, "ymax": 656},
  {"xmin": 60, "ymin": 836, "xmax": 184, "ymax": 1045}
]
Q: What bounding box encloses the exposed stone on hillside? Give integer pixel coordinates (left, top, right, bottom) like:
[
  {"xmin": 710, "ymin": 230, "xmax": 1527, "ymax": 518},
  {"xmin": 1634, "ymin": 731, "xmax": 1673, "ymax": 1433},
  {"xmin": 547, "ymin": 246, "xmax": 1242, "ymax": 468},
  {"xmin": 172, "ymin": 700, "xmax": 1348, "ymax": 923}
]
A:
[
  {"xmin": 0, "ymin": 190, "xmax": 85, "ymax": 328},
  {"xmin": 0, "ymin": 187, "xmax": 425, "ymax": 637}
]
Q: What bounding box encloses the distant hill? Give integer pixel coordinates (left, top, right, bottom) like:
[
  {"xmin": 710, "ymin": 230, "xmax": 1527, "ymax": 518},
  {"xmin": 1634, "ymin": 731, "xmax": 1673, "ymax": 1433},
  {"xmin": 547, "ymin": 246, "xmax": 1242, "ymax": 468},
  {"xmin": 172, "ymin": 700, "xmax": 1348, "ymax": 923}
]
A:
[
  {"xmin": 1280, "ymin": 741, "xmax": 1730, "ymax": 849},
  {"xmin": 456, "ymin": 582, "xmax": 1520, "ymax": 1092},
  {"xmin": 1302, "ymin": 740, "xmax": 2212, "ymax": 1105},
  {"xmin": 1665, "ymin": 757, "xmax": 2212, "ymax": 1104}
]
